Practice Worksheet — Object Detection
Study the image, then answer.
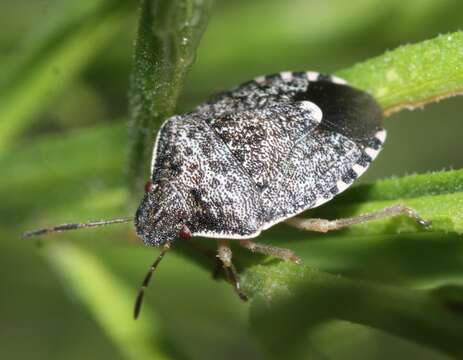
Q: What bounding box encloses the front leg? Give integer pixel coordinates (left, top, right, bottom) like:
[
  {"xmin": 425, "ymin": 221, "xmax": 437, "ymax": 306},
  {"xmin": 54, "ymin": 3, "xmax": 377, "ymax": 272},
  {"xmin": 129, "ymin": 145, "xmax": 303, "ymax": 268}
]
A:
[{"xmin": 286, "ymin": 204, "xmax": 431, "ymax": 233}]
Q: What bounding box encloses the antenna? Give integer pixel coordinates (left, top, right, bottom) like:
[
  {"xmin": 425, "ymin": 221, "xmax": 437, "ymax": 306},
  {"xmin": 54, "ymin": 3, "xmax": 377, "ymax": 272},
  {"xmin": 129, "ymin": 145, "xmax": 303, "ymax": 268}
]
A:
[
  {"xmin": 21, "ymin": 217, "xmax": 134, "ymax": 239},
  {"xmin": 134, "ymin": 243, "xmax": 171, "ymax": 319}
]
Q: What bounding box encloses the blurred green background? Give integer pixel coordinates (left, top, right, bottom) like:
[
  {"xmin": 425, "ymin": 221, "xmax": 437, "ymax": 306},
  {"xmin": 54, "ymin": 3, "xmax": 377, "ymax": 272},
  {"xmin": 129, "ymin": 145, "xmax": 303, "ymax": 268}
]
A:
[{"xmin": 1, "ymin": 0, "xmax": 462, "ymax": 359}]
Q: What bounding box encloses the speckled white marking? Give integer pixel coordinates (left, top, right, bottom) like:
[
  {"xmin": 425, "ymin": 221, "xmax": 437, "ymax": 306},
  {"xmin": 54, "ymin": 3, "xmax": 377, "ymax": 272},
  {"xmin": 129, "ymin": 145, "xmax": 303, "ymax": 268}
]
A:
[
  {"xmin": 280, "ymin": 71, "xmax": 293, "ymax": 81},
  {"xmin": 259, "ymin": 193, "xmax": 336, "ymax": 230},
  {"xmin": 313, "ymin": 196, "xmax": 334, "ymax": 209},
  {"xmin": 365, "ymin": 146, "xmax": 380, "ymax": 159},
  {"xmin": 299, "ymin": 101, "xmax": 323, "ymax": 123},
  {"xmin": 336, "ymin": 179, "xmax": 350, "ymax": 193},
  {"xmin": 193, "ymin": 230, "xmax": 262, "ymax": 239},
  {"xmin": 375, "ymin": 129, "xmax": 387, "ymax": 143},
  {"xmin": 150, "ymin": 119, "xmax": 169, "ymax": 174},
  {"xmin": 306, "ymin": 71, "xmax": 320, "ymax": 81},
  {"xmin": 254, "ymin": 75, "xmax": 266, "ymax": 83},
  {"xmin": 352, "ymin": 163, "xmax": 368, "ymax": 176},
  {"xmin": 331, "ymin": 75, "xmax": 348, "ymax": 85}
]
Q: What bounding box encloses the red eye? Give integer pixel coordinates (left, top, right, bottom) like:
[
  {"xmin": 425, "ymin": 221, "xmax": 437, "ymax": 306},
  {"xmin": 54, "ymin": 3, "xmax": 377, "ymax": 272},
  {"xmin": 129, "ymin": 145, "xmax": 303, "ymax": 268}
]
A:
[
  {"xmin": 144, "ymin": 180, "xmax": 153, "ymax": 193},
  {"xmin": 179, "ymin": 225, "xmax": 192, "ymax": 240}
]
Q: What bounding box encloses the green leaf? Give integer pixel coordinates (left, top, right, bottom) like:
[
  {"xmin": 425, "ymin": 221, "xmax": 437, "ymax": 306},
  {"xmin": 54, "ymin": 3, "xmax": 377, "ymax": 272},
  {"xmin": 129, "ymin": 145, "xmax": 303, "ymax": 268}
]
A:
[
  {"xmin": 303, "ymin": 169, "xmax": 463, "ymax": 236},
  {"xmin": 244, "ymin": 262, "xmax": 463, "ymax": 359},
  {"xmin": 46, "ymin": 242, "xmax": 170, "ymax": 360},
  {"xmin": 336, "ymin": 31, "xmax": 463, "ymax": 116},
  {"xmin": 189, "ymin": 1, "xmax": 463, "ymax": 88},
  {"xmin": 0, "ymin": 0, "xmax": 132, "ymax": 154},
  {"xmin": 127, "ymin": 0, "xmax": 214, "ymax": 198}
]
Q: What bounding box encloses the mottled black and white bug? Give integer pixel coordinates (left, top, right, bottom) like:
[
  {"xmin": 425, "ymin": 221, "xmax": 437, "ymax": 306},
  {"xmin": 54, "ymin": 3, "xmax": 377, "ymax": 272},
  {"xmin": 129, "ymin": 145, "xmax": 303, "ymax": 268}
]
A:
[{"xmin": 23, "ymin": 70, "xmax": 431, "ymax": 318}]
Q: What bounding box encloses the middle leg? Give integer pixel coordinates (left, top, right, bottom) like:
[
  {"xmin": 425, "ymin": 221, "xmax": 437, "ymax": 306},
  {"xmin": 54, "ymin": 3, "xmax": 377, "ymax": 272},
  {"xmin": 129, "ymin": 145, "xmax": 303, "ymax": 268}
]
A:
[{"xmin": 217, "ymin": 240, "xmax": 248, "ymax": 301}]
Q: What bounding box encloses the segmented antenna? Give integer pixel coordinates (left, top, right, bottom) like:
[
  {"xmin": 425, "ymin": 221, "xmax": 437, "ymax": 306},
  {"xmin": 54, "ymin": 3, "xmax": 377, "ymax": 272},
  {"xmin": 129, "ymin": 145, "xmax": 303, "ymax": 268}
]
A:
[
  {"xmin": 21, "ymin": 217, "xmax": 134, "ymax": 239},
  {"xmin": 134, "ymin": 244, "xmax": 171, "ymax": 319}
]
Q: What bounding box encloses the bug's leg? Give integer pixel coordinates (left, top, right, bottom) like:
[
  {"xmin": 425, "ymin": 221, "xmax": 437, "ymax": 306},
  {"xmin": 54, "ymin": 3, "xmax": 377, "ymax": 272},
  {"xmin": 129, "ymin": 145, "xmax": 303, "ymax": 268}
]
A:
[
  {"xmin": 212, "ymin": 258, "xmax": 224, "ymax": 280},
  {"xmin": 239, "ymin": 240, "xmax": 302, "ymax": 264},
  {"xmin": 286, "ymin": 204, "xmax": 431, "ymax": 233},
  {"xmin": 217, "ymin": 240, "xmax": 248, "ymax": 301}
]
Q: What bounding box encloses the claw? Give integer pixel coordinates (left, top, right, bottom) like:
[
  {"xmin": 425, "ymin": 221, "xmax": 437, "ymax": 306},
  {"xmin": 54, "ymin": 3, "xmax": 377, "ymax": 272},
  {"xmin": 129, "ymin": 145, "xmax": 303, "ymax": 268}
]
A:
[{"xmin": 417, "ymin": 218, "xmax": 432, "ymax": 229}]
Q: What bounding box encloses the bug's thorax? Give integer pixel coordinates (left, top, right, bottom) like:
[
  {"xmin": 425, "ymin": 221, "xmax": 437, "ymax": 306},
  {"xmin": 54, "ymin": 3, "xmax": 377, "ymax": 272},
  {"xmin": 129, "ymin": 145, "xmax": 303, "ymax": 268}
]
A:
[{"xmin": 135, "ymin": 181, "xmax": 192, "ymax": 246}]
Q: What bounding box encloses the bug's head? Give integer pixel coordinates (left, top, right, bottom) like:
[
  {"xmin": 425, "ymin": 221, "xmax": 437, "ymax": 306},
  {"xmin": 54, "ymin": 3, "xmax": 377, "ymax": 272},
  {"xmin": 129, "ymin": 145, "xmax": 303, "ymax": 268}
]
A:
[{"xmin": 135, "ymin": 180, "xmax": 192, "ymax": 246}]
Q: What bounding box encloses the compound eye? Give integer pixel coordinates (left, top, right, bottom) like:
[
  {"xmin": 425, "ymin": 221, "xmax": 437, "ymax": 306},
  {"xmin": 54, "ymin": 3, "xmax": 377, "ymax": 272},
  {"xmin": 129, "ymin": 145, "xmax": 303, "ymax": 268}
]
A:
[
  {"xmin": 178, "ymin": 224, "xmax": 192, "ymax": 240},
  {"xmin": 144, "ymin": 180, "xmax": 154, "ymax": 193}
]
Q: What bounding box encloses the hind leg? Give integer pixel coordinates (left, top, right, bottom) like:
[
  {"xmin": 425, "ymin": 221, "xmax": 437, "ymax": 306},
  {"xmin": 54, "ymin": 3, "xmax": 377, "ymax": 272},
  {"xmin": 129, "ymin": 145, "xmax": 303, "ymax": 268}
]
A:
[{"xmin": 286, "ymin": 204, "xmax": 431, "ymax": 232}]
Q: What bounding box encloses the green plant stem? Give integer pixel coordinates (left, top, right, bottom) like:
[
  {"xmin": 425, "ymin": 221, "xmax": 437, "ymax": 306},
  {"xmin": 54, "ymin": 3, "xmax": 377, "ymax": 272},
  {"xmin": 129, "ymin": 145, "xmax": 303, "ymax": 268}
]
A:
[{"xmin": 128, "ymin": 0, "xmax": 213, "ymax": 200}]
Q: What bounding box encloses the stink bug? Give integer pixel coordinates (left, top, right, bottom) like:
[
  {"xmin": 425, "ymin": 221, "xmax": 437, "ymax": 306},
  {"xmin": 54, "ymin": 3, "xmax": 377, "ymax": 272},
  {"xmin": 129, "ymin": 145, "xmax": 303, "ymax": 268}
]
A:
[{"xmin": 23, "ymin": 71, "xmax": 431, "ymax": 318}]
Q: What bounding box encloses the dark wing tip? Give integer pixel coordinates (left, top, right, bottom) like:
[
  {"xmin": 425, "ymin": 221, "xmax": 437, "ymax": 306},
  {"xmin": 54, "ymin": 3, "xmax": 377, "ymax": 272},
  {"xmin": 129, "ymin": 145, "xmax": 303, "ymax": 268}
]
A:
[{"xmin": 294, "ymin": 81, "xmax": 383, "ymax": 144}]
